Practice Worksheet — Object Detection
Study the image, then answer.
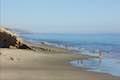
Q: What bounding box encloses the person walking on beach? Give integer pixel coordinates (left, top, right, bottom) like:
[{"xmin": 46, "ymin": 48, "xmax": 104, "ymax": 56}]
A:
[{"xmin": 98, "ymin": 49, "xmax": 103, "ymax": 64}]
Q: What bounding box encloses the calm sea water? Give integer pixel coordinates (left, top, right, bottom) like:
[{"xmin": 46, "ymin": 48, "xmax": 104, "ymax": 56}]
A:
[{"xmin": 20, "ymin": 33, "xmax": 120, "ymax": 76}]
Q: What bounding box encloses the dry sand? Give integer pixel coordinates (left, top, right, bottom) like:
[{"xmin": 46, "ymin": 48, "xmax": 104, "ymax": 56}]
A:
[{"xmin": 0, "ymin": 45, "xmax": 120, "ymax": 80}]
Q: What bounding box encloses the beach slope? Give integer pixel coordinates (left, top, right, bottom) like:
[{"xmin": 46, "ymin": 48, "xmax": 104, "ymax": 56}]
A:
[{"xmin": 0, "ymin": 47, "xmax": 120, "ymax": 80}]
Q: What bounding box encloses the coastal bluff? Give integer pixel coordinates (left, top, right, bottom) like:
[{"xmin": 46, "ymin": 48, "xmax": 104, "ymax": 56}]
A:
[{"xmin": 0, "ymin": 27, "xmax": 32, "ymax": 49}]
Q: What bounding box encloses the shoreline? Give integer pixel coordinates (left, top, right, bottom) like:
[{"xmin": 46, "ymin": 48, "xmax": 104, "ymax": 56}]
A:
[{"xmin": 0, "ymin": 43, "xmax": 120, "ymax": 80}]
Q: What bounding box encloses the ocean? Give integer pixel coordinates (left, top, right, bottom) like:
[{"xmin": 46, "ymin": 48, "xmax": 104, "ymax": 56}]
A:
[
  {"xmin": 20, "ymin": 33, "xmax": 120, "ymax": 56},
  {"xmin": 20, "ymin": 33, "xmax": 120, "ymax": 76}
]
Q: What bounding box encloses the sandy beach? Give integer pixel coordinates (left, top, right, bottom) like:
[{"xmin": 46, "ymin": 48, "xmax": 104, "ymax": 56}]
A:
[
  {"xmin": 0, "ymin": 44, "xmax": 120, "ymax": 80},
  {"xmin": 1, "ymin": 0, "xmax": 120, "ymax": 79}
]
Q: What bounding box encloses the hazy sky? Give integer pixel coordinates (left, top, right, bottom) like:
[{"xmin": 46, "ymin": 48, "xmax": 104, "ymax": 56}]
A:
[{"xmin": 0, "ymin": 0, "xmax": 120, "ymax": 33}]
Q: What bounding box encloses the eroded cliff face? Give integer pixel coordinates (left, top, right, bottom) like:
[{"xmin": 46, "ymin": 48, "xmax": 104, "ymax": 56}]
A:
[{"xmin": 0, "ymin": 27, "xmax": 32, "ymax": 49}]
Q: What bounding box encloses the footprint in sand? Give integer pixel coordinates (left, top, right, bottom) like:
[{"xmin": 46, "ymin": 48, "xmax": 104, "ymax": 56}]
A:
[
  {"xmin": 10, "ymin": 57, "xmax": 14, "ymax": 61},
  {"xmin": 0, "ymin": 52, "xmax": 2, "ymax": 55}
]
